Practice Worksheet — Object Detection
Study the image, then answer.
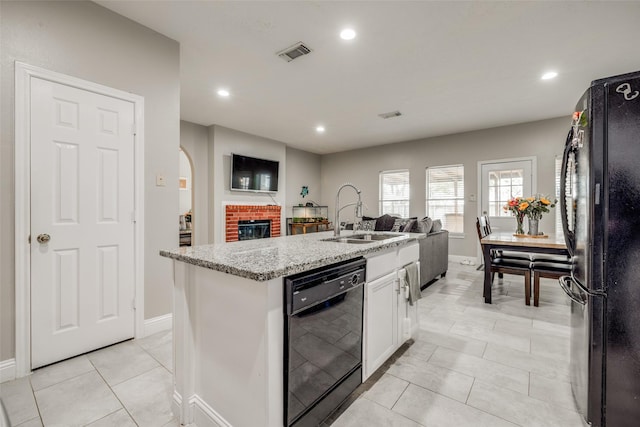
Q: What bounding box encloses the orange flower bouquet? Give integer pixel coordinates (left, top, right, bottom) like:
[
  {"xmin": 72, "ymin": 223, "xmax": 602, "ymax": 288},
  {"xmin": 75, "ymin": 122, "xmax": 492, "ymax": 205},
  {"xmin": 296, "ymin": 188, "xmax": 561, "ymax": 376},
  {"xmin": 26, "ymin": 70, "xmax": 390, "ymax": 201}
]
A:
[
  {"xmin": 522, "ymin": 195, "xmax": 556, "ymax": 220},
  {"xmin": 504, "ymin": 197, "xmax": 529, "ymax": 235}
]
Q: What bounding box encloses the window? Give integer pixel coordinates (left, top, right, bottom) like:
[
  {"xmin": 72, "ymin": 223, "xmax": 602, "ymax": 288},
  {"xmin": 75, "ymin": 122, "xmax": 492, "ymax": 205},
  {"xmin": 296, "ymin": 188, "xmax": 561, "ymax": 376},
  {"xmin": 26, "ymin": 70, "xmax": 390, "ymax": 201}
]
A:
[
  {"xmin": 555, "ymin": 156, "xmax": 563, "ymax": 237},
  {"xmin": 487, "ymin": 169, "xmax": 524, "ymax": 217},
  {"xmin": 379, "ymin": 170, "xmax": 410, "ymax": 217},
  {"xmin": 426, "ymin": 165, "xmax": 464, "ymax": 233}
]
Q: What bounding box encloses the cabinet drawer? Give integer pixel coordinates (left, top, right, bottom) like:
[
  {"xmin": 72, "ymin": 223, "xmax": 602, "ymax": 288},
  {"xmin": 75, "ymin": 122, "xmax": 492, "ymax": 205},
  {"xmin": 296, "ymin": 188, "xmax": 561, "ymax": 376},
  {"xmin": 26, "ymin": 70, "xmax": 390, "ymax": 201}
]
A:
[
  {"xmin": 366, "ymin": 249, "xmax": 396, "ymax": 282},
  {"xmin": 397, "ymin": 241, "xmax": 419, "ymax": 267}
]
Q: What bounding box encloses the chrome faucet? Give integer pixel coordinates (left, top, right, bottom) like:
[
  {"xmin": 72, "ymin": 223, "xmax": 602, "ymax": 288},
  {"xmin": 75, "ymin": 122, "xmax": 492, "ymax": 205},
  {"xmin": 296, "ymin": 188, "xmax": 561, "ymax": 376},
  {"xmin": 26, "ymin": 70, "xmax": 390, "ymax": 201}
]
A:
[{"xmin": 334, "ymin": 183, "xmax": 363, "ymax": 236}]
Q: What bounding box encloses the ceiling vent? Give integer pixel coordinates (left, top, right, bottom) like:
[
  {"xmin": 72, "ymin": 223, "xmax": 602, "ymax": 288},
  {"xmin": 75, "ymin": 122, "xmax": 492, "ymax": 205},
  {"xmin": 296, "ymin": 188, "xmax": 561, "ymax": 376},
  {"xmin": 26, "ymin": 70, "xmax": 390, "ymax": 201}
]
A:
[
  {"xmin": 378, "ymin": 111, "xmax": 402, "ymax": 119},
  {"xmin": 277, "ymin": 42, "xmax": 312, "ymax": 62}
]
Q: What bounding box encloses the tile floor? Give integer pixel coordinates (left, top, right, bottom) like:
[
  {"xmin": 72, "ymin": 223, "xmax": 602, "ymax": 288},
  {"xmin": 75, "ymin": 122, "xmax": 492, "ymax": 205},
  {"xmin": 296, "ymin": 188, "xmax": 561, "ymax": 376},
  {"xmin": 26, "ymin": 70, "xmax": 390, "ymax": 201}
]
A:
[
  {"xmin": 0, "ymin": 329, "xmax": 175, "ymax": 427},
  {"xmin": 331, "ymin": 262, "xmax": 584, "ymax": 427},
  {"xmin": 1, "ymin": 261, "xmax": 584, "ymax": 427}
]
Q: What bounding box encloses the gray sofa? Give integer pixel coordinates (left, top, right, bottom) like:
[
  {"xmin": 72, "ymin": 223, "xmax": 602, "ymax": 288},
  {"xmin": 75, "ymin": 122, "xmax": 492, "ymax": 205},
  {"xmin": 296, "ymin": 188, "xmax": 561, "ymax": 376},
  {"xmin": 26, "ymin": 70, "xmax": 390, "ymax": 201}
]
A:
[
  {"xmin": 356, "ymin": 214, "xmax": 449, "ymax": 288},
  {"xmin": 418, "ymin": 229, "xmax": 448, "ymax": 287}
]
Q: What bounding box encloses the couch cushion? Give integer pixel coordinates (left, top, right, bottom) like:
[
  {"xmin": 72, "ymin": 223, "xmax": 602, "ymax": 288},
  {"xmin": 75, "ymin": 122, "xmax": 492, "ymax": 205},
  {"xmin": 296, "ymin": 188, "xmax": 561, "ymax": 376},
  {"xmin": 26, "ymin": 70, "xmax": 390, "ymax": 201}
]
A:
[
  {"xmin": 375, "ymin": 214, "xmax": 396, "ymax": 231},
  {"xmin": 415, "ymin": 217, "xmax": 433, "ymax": 233},
  {"xmin": 431, "ymin": 219, "xmax": 443, "ymax": 232}
]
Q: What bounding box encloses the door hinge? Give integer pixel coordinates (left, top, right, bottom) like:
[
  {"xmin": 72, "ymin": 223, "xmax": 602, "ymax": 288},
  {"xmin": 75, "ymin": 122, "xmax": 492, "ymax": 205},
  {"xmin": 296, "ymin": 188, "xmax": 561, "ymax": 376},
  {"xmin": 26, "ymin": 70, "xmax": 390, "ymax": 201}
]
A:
[
  {"xmin": 132, "ymin": 299, "xmax": 136, "ymax": 310},
  {"xmin": 131, "ymin": 211, "xmax": 137, "ymax": 223},
  {"xmin": 131, "ymin": 123, "xmax": 137, "ymax": 136},
  {"xmin": 28, "ymin": 235, "xmax": 31, "ymax": 244}
]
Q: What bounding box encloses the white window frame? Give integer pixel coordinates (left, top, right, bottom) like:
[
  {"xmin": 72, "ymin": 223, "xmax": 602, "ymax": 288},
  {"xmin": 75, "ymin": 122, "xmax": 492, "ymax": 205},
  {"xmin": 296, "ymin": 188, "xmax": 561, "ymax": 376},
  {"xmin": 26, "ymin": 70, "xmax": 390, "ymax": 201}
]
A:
[
  {"xmin": 379, "ymin": 169, "xmax": 410, "ymax": 217},
  {"xmin": 426, "ymin": 164, "xmax": 465, "ymax": 236}
]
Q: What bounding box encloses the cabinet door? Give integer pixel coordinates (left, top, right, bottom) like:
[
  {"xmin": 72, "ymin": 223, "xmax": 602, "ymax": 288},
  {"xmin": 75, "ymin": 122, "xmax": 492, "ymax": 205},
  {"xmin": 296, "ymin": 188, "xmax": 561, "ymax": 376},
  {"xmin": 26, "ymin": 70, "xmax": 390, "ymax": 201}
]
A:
[{"xmin": 364, "ymin": 272, "xmax": 398, "ymax": 379}]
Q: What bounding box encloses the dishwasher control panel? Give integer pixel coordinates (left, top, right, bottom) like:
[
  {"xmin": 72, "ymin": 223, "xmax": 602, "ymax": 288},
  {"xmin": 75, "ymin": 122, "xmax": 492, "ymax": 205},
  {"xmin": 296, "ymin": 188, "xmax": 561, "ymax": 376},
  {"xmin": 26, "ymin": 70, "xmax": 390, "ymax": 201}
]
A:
[{"xmin": 285, "ymin": 258, "xmax": 366, "ymax": 315}]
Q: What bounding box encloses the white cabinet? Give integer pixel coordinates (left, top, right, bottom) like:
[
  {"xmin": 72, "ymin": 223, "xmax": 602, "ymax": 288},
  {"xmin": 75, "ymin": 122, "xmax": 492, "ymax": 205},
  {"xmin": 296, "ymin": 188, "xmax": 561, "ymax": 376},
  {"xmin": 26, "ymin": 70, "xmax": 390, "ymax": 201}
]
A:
[
  {"xmin": 363, "ymin": 241, "xmax": 420, "ymax": 379},
  {"xmin": 364, "ymin": 271, "xmax": 398, "ymax": 378}
]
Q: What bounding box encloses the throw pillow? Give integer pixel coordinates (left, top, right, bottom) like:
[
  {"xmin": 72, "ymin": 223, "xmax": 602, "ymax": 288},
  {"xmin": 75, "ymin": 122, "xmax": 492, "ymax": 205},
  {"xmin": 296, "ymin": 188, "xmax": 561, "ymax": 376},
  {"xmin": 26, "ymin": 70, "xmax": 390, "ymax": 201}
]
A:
[
  {"xmin": 431, "ymin": 219, "xmax": 443, "ymax": 232},
  {"xmin": 360, "ymin": 219, "xmax": 376, "ymax": 231},
  {"xmin": 415, "ymin": 217, "xmax": 433, "ymax": 233},
  {"xmin": 402, "ymin": 218, "xmax": 417, "ymax": 232},
  {"xmin": 391, "ymin": 217, "xmax": 417, "ymax": 232},
  {"xmin": 375, "ymin": 214, "xmax": 396, "ymax": 231}
]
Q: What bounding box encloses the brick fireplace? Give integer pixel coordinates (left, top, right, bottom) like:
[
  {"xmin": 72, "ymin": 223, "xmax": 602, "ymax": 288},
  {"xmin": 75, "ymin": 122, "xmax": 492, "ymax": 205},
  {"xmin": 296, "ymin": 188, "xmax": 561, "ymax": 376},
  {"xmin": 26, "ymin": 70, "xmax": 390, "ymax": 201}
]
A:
[{"xmin": 225, "ymin": 205, "xmax": 281, "ymax": 242}]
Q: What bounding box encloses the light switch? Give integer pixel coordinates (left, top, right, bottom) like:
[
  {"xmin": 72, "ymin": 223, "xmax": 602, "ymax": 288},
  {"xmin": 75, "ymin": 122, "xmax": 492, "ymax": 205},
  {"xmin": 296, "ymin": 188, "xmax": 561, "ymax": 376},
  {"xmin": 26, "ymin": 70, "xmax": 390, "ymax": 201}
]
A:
[
  {"xmin": 468, "ymin": 194, "xmax": 477, "ymax": 202},
  {"xmin": 156, "ymin": 174, "xmax": 166, "ymax": 187}
]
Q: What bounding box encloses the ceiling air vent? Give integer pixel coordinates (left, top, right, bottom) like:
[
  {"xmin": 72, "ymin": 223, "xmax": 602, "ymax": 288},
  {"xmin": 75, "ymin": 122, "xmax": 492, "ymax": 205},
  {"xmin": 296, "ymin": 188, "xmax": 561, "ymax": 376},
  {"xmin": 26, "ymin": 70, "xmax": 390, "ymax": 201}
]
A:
[
  {"xmin": 277, "ymin": 42, "xmax": 312, "ymax": 62},
  {"xmin": 378, "ymin": 111, "xmax": 402, "ymax": 119}
]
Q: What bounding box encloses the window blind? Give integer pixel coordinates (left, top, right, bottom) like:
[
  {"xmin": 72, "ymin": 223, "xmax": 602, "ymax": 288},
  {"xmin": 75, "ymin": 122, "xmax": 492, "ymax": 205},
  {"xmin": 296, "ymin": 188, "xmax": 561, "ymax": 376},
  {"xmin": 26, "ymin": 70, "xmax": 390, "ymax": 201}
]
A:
[
  {"xmin": 555, "ymin": 156, "xmax": 564, "ymax": 237},
  {"xmin": 426, "ymin": 165, "xmax": 464, "ymax": 233},
  {"xmin": 379, "ymin": 170, "xmax": 410, "ymax": 217}
]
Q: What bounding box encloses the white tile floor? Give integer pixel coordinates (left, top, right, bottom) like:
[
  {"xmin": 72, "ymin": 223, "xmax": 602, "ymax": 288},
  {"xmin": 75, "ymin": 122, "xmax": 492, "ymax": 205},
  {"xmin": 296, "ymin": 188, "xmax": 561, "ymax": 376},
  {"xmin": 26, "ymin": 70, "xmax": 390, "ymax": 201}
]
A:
[
  {"xmin": 332, "ymin": 262, "xmax": 584, "ymax": 427},
  {"xmin": 0, "ymin": 330, "xmax": 175, "ymax": 427},
  {"xmin": 1, "ymin": 262, "xmax": 583, "ymax": 427}
]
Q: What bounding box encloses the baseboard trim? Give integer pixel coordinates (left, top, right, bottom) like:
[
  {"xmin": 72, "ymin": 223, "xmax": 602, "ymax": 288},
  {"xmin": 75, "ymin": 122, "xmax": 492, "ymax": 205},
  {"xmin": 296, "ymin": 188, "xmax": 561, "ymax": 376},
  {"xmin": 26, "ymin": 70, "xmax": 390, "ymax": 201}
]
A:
[
  {"xmin": 143, "ymin": 313, "xmax": 172, "ymax": 337},
  {"xmin": 193, "ymin": 394, "xmax": 232, "ymax": 427},
  {"xmin": 0, "ymin": 359, "xmax": 16, "ymax": 383},
  {"xmin": 172, "ymin": 391, "xmax": 185, "ymax": 426}
]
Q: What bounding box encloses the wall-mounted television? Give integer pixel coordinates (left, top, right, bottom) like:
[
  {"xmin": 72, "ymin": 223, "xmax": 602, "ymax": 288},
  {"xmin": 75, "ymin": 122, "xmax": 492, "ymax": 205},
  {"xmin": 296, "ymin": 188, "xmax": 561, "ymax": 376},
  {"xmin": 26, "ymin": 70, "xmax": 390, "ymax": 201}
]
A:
[{"xmin": 230, "ymin": 153, "xmax": 279, "ymax": 193}]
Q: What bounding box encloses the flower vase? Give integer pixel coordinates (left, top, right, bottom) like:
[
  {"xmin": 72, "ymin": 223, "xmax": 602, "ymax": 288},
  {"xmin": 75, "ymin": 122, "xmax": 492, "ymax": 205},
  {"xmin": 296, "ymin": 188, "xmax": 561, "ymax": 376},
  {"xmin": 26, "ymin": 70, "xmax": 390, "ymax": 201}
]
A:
[
  {"xmin": 528, "ymin": 218, "xmax": 539, "ymax": 236},
  {"xmin": 515, "ymin": 215, "xmax": 525, "ymax": 235}
]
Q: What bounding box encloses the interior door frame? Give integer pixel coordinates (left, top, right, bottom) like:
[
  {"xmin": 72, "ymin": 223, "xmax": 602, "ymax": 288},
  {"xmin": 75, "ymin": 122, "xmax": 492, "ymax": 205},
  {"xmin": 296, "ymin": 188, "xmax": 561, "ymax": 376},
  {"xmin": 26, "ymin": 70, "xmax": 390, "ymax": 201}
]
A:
[
  {"xmin": 14, "ymin": 62, "xmax": 145, "ymax": 377},
  {"xmin": 476, "ymin": 156, "xmax": 537, "ymax": 261}
]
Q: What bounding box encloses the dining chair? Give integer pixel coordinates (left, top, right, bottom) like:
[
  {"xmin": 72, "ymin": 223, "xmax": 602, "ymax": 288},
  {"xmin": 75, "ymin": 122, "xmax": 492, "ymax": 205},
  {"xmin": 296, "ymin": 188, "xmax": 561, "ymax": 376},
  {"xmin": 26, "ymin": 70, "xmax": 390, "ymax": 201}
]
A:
[
  {"xmin": 476, "ymin": 218, "xmax": 533, "ymax": 304},
  {"xmin": 478, "ymin": 215, "xmax": 570, "ymax": 264},
  {"xmin": 531, "ymin": 261, "xmax": 572, "ymax": 307},
  {"xmin": 480, "ymin": 215, "xmax": 534, "ymax": 261}
]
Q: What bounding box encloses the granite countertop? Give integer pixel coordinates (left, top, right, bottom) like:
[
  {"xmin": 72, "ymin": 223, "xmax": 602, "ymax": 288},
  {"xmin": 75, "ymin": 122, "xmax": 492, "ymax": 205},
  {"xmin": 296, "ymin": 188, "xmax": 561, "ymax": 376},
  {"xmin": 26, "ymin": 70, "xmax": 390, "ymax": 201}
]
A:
[{"xmin": 160, "ymin": 231, "xmax": 424, "ymax": 281}]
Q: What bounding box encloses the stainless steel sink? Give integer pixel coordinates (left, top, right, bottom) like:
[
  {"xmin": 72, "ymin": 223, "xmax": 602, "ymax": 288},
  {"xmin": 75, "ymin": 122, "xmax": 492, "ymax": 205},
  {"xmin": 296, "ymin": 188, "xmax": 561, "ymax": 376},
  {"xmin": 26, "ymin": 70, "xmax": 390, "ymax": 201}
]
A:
[
  {"xmin": 328, "ymin": 238, "xmax": 376, "ymax": 244},
  {"xmin": 322, "ymin": 233, "xmax": 401, "ymax": 244}
]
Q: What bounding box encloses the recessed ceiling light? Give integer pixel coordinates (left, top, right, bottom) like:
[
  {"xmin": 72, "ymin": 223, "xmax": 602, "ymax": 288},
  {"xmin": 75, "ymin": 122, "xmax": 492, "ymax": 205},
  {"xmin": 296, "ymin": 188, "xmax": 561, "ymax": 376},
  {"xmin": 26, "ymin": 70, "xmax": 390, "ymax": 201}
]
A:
[
  {"xmin": 340, "ymin": 29, "xmax": 356, "ymax": 40},
  {"xmin": 316, "ymin": 126, "xmax": 325, "ymax": 133},
  {"xmin": 217, "ymin": 89, "xmax": 230, "ymax": 97},
  {"xmin": 541, "ymin": 71, "xmax": 558, "ymax": 80}
]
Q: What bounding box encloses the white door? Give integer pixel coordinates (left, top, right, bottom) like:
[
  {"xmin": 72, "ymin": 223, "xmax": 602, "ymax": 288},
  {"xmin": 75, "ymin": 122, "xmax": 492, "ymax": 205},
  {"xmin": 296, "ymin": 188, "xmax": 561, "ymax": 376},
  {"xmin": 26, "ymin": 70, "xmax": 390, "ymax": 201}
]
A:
[
  {"xmin": 30, "ymin": 77, "xmax": 136, "ymax": 368},
  {"xmin": 479, "ymin": 158, "xmax": 535, "ymax": 232}
]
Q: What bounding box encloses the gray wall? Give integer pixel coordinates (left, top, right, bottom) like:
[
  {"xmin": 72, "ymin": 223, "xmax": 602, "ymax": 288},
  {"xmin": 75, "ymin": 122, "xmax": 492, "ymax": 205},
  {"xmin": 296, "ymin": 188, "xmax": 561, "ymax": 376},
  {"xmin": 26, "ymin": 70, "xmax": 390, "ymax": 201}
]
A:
[
  {"xmin": 181, "ymin": 125, "xmax": 321, "ymax": 243},
  {"xmin": 210, "ymin": 126, "xmax": 287, "ymax": 243},
  {"xmin": 180, "ymin": 121, "xmax": 210, "ymax": 246},
  {"xmin": 285, "ymin": 147, "xmax": 322, "ymax": 221},
  {"xmin": 0, "ymin": 1, "xmax": 180, "ymax": 360},
  {"xmin": 321, "ymin": 117, "xmax": 570, "ymax": 257}
]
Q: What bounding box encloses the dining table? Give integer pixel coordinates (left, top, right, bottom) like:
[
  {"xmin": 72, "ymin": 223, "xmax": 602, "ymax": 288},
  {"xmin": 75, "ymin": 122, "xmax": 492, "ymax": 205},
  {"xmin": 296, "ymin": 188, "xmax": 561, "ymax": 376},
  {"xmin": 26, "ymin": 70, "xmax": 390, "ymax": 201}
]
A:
[{"xmin": 480, "ymin": 231, "xmax": 569, "ymax": 303}]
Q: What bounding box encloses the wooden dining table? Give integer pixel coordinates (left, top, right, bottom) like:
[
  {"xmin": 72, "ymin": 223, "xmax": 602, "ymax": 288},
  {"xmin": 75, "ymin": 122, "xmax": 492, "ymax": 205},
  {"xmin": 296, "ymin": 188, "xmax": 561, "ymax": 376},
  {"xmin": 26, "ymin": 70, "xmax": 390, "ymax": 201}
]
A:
[{"xmin": 480, "ymin": 231, "xmax": 569, "ymax": 303}]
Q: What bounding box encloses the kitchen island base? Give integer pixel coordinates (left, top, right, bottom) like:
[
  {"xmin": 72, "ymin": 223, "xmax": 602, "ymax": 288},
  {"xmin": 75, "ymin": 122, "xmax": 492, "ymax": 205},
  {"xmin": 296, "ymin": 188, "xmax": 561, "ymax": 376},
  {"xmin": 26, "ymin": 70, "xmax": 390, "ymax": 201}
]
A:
[
  {"xmin": 172, "ymin": 261, "xmax": 283, "ymax": 427},
  {"xmin": 164, "ymin": 231, "xmax": 424, "ymax": 426}
]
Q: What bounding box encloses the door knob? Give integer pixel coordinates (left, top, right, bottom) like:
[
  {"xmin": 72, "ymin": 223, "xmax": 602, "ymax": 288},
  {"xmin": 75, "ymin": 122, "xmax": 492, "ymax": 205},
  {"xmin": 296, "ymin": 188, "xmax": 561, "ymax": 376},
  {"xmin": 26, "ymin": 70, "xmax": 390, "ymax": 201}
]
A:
[{"xmin": 37, "ymin": 234, "xmax": 51, "ymax": 244}]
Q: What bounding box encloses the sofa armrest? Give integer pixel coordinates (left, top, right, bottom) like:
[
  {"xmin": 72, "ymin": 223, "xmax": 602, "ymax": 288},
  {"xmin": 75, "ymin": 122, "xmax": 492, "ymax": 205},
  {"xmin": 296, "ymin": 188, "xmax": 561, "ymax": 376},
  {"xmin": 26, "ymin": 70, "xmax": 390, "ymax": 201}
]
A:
[{"xmin": 418, "ymin": 230, "xmax": 449, "ymax": 286}]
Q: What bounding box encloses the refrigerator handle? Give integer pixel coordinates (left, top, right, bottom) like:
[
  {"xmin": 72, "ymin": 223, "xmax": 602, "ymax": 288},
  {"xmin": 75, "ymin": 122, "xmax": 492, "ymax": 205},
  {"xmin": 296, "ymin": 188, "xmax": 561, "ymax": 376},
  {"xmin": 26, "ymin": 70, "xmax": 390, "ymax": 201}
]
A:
[
  {"xmin": 560, "ymin": 129, "xmax": 576, "ymax": 256},
  {"xmin": 559, "ymin": 275, "xmax": 587, "ymax": 305}
]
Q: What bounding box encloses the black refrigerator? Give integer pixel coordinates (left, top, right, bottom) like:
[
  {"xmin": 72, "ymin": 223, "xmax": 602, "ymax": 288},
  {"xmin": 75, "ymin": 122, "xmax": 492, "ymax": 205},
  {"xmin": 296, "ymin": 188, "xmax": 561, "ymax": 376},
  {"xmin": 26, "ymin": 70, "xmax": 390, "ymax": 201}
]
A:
[{"xmin": 559, "ymin": 70, "xmax": 640, "ymax": 427}]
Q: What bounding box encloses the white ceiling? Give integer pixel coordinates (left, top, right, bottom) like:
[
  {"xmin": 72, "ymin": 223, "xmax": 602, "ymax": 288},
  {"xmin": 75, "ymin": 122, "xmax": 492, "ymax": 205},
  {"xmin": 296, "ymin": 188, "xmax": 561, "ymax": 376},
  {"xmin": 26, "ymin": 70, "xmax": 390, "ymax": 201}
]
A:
[{"xmin": 96, "ymin": 1, "xmax": 640, "ymax": 154}]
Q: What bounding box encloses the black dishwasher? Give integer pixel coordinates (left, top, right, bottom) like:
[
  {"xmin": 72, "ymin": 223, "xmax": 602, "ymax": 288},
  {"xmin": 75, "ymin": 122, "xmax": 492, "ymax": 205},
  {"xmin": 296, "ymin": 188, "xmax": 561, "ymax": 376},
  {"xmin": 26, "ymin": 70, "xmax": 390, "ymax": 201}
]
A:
[{"xmin": 284, "ymin": 258, "xmax": 365, "ymax": 427}]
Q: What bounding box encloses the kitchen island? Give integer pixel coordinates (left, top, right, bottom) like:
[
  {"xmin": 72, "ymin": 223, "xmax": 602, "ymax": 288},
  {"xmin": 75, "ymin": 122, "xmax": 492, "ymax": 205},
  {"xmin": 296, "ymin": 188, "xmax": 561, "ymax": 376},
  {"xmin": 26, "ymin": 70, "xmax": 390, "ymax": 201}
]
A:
[{"xmin": 160, "ymin": 231, "xmax": 423, "ymax": 427}]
